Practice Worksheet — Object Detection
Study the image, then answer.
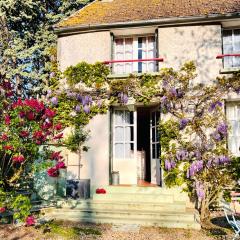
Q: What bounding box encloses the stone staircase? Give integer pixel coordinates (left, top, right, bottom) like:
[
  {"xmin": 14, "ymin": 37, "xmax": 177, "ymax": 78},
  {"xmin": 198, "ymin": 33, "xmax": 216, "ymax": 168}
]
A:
[{"xmin": 41, "ymin": 186, "xmax": 201, "ymax": 230}]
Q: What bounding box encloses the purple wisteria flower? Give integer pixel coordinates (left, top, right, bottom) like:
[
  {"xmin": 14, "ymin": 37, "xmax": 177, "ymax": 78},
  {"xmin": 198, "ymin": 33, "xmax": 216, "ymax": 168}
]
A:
[
  {"xmin": 76, "ymin": 94, "xmax": 82, "ymax": 102},
  {"xmin": 75, "ymin": 105, "xmax": 81, "ymax": 112},
  {"xmin": 51, "ymin": 97, "xmax": 58, "ymax": 105},
  {"xmin": 165, "ymin": 159, "xmax": 176, "ymax": 171},
  {"xmin": 118, "ymin": 92, "xmax": 128, "ymax": 105},
  {"xmin": 208, "ymin": 101, "xmax": 223, "ymax": 112},
  {"xmin": 176, "ymin": 89, "xmax": 184, "ymax": 98},
  {"xmin": 161, "ymin": 96, "xmax": 171, "ymax": 112},
  {"xmin": 83, "ymin": 105, "xmax": 90, "ymax": 114},
  {"xmin": 195, "ymin": 181, "xmax": 205, "ymax": 201},
  {"xmin": 170, "ymin": 87, "xmax": 177, "ymax": 98},
  {"xmin": 211, "ymin": 131, "xmax": 222, "ymax": 141},
  {"xmin": 67, "ymin": 91, "xmax": 77, "ymax": 99},
  {"xmin": 82, "ymin": 95, "xmax": 92, "ymax": 106},
  {"xmin": 179, "ymin": 118, "xmax": 189, "ymax": 130},
  {"xmin": 217, "ymin": 122, "xmax": 228, "ymax": 136},
  {"xmin": 176, "ymin": 149, "xmax": 188, "ymax": 161},
  {"xmin": 187, "ymin": 160, "xmax": 203, "ymax": 178}
]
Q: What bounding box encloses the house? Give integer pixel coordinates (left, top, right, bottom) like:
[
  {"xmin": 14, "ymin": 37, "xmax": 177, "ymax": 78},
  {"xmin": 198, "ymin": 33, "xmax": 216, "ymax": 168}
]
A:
[{"xmin": 47, "ymin": 0, "xmax": 240, "ymax": 228}]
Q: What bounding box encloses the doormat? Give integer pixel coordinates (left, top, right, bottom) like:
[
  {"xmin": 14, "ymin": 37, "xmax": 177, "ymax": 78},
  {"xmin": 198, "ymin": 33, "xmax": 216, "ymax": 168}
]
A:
[{"xmin": 111, "ymin": 224, "xmax": 140, "ymax": 233}]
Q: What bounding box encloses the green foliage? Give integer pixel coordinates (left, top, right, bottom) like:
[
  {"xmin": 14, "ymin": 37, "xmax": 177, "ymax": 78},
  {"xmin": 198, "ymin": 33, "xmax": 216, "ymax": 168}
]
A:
[
  {"xmin": 11, "ymin": 194, "xmax": 31, "ymax": 222},
  {"xmin": 64, "ymin": 62, "xmax": 110, "ymax": 88},
  {"xmin": 64, "ymin": 128, "xmax": 89, "ymax": 153}
]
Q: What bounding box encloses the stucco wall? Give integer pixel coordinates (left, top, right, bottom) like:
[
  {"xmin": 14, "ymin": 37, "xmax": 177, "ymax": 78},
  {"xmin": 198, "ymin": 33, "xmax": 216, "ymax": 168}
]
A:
[
  {"xmin": 58, "ymin": 31, "xmax": 111, "ymax": 71},
  {"xmin": 158, "ymin": 25, "xmax": 222, "ymax": 84},
  {"xmin": 62, "ymin": 113, "xmax": 110, "ymax": 187}
]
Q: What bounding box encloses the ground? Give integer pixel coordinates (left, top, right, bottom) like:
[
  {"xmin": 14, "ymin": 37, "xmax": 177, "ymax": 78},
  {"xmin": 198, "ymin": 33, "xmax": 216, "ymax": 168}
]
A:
[{"xmin": 0, "ymin": 213, "xmax": 235, "ymax": 240}]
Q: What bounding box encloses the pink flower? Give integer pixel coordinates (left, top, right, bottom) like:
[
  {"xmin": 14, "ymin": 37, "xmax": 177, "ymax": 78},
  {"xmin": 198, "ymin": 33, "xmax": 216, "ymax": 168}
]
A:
[
  {"xmin": 26, "ymin": 111, "xmax": 35, "ymax": 120},
  {"xmin": 56, "ymin": 162, "xmax": 66, "ymax": 169},
  {"xmin": 47, "ymin": 167, "xmax": 59, "ymax": 177},
  {"xmin": 1, "ymin": 133, "xmax": 8, "ymax": 141},
  {"xmin": 19, "ymin": 130, "xmax": 29, "ymax": 138},
  {"xmin": 53, "ymin": 133, "xmax": 63, "ymax": 140},
  {"xmin": 0, "ymin": 207, "xmax": 6, "ymax": 213},
  {"xmin": 45, "ymin": 108, "xmax": 56, "ymax": 118},
  {"xmin": 50, "ymin": 151, "xmax": 63, "ymax": 161},
  {"xmin": 23, "ymin": 99, "xmax": 44, "ymax": 112},
  {"xmin": 54, "ymin": 123, "xmax": 62, "ymax": 131},
  {"xmin": 5, "ymin": 115, "xmax": 10, "ymax": 125},
  {"xmin": 12, "ymin": 155, "xmax": 25, "ymax": 163},
  {"xmin": 25, "ymin": 215, "xmax": 35, "ymax": 226}
]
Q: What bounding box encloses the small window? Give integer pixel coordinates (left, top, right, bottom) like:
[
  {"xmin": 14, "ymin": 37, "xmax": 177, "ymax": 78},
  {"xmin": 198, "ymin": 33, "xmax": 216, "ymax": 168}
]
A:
[
  {"xmin": 113, "ymin": 36, "xmax": 156, "ymax": 74},
  {"xmin": 223, "ymin": 29, "xmax": 240, "ymax": 68}
]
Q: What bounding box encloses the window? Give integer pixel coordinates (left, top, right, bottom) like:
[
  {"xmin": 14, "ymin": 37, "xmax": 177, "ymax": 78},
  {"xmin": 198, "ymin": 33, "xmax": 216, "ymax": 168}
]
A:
[
  {"xmin": 113, "ymin": 110, "xmax": 135, "ymax": 159},
  {"xmin": 226, "ymin": 103, "xmax": 240, "ymax": 156},
  {"xmin": 223, "ymin": 29, "xmax": 240, "ymax": 68},
  {"xmin": 113, "ymin": 36, "xmax": 156, "ymax": 74}
]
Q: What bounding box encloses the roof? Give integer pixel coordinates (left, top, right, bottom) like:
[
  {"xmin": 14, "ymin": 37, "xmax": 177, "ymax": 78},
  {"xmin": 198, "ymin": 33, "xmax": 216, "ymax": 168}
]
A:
[{"xmin": 56, "ymin": 0, "xmax": 240, "ymax": 30}]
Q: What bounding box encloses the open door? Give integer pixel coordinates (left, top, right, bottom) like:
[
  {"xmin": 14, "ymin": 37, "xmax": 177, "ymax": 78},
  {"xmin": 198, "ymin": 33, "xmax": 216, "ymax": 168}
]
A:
[{"xmin": 150, "ymin": 109, "xmax": 162, "ymax": 186}]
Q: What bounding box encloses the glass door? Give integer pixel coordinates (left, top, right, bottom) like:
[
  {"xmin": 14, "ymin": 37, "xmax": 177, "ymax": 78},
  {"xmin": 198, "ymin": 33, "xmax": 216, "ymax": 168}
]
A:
[
  {"xmin": 112, "ymin": 109, "xmax": 137, "ymax": 185},
  {"xmin": 150, "ymin": 109, "xmax": 161, "ymax": 186}
]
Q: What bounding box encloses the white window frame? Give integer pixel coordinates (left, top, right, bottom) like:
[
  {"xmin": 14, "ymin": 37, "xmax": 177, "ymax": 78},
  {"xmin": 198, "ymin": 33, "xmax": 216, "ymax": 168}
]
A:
[
  {"xmin": 112, "ymin": 108, "xmax": 137, "ymax": 160},
  {"xmin": 223, "ymin": 28, "xmax": 240, "ymax": 68},
  {"xmin": 113, "ymin": 35, "xmax": 156, "ymax": 74},
  {"xmin": 226, "ymin": 102, "xmax": 240, "ymax": 156}
]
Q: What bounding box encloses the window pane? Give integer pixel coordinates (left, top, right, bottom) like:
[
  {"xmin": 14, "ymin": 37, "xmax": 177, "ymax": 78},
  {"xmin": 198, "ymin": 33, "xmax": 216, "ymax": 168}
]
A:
[
  {"xmin": 157, "ymin": 143, "xmax": 160, "ymax": 157},
  {"xmin": 125, "ymin": 51, "xmax": 133, "ymax": 60},
  {"xmin": 115, "ymin": 39, "xmax": 124, "ymax": 51},
  {"xmin": 226, "ymin": 105, "xmax": 235, "ymax": 120},
  {"xmin": 125, "ymin": 143, "xmax": 134, "ymax": 158},
  {"xmin": 125, "ymin": 63, "xmax": 133, "ymax": 73},
  {"xmin": 148, "ymin": 62, "xmax": 155, "ymax": 72},
  {"xmin": 142, "ymin": 62, "xmax": 147, "ymax": 73},
  {"xmin": 234, "ymin": 29, "xmax": 240, "ymax": 43},
  {"xmin": 228, "ymin": 136, "xmax": 238, "ymax": 154},
  {"xmin": 124, "ymin": 111, "xmax": 134, "ymax": 125},
  {"xmin": 125, "ymin": 38, "xmax": 133, "ymax": 50},
  {"xmin": 115, "ymin": 127, "xmax": 124, "ymax": 141},
  {"xmin": 152, "ymin": 112, "xmax": 156, "ymax": 125},
  {"xmin": 148, "ymin": 36, "xmax": 155, "ymax": 49},
  {"xmin": 115, "ymin": 143, "xmax": 124, "ymax": 158},
  {"xmin": 148, "ymin": 49, "xmax": 154, "ymax": 58},
  {"xmin": 152, "ymin": 144, "xmax": 156, "ymax": 159},
  {"xmin": 125, "ymin": 126, "xmax": 134, "ymax": 141},
  {"xmin": 223, "ymin": 30, "xmax": 233, "ymax": 44},
  {"xmin": 152, "ymin": 127, "xmax": 156, "ymax": 142},
  {"xmin": 115, "ymin": 110, "xmax": 124, "ymax": 125}
]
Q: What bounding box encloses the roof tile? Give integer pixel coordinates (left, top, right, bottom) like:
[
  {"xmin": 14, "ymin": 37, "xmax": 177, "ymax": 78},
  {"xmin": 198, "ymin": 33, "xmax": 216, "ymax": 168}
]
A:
[{"xmin": 56, "ymin": 0, "xmax": 240, "ymax": 29}]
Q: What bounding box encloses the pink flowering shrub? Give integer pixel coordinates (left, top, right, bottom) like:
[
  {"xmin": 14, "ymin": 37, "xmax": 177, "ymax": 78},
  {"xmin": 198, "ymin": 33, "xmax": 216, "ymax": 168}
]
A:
[{"xmin": 0, "ymin": 80, "xmax": 66, "ymax": 223}]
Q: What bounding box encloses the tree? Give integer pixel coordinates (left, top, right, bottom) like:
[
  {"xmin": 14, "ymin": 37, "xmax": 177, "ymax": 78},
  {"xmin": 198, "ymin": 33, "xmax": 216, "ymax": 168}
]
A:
[{"xmin": 0, "ymin": 0, "xmax": 91, "ymax": 97}]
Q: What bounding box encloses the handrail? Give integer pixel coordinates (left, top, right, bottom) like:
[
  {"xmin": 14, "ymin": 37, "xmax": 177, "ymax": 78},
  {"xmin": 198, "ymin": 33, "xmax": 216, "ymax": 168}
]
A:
[
  {"xmin": 103, "ymin": 58, "xmax": 164, "ymax": 64},
  {"xmin": 216, "ymin": 54, "xmax": 240, "ymax": 59}
]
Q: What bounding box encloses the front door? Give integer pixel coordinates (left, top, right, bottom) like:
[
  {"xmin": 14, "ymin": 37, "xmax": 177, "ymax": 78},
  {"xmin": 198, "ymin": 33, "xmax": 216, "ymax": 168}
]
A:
[{"xmin": 150, "ymin": 109, "xmax": 161, "ymax": 186}]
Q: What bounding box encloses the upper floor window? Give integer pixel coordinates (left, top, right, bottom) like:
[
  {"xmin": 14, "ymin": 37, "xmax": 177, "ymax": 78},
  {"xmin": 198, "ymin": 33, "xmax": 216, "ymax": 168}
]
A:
[
  {"xmin": 223, "ymin": 29, "xmax": 240, "ymax": 68},
  {"xmin": 113, "ymin": 36, "xmax": 156, "ymax": 74}
]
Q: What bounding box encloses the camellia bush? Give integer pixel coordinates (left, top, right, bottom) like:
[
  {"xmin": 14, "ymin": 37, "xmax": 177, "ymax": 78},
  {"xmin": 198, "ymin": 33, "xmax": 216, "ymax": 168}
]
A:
[
  {"xmin": 49, "ymin": 61, "xmax": 240, "ymax": 225},
  {"xmin": 0, "ymin": 80, "xmax": 66, "ymax": 224}
]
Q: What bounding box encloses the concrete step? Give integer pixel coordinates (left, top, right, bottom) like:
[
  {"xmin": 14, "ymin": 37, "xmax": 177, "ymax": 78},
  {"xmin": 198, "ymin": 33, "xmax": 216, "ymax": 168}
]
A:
[
  {"xmin": 55, "ymin": 200, "xmax": 187, "ymax": 212},
  {"xmin": 47, "ymin": 208, "xmax": 195, "ymax": 221},
  {"xmin": 92, "ymin": 192, "xmax": 175, "ymax": 203},
  {"xmin": 92, "ymin": 186, "xmax": 189, "ymax": 201},
  {"xmin": 44, "ymin": 209, "xmax": 200, "ymax": 230}
]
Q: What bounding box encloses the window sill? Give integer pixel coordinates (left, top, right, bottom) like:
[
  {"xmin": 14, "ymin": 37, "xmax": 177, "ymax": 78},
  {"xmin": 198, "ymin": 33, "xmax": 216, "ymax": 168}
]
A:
[
  {"xmin": 108, "ymin": 72, "xmax": 160, "ymax": 79},
  {"xmin": 220, "ymin": 67, "xmax": 240, "ymax": 74}
]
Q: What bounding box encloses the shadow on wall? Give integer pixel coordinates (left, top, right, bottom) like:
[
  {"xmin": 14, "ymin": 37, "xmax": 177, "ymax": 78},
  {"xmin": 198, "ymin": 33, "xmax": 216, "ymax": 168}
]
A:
[{"xmin": 160, "ymin": 25, "xmax": 222, "ymax": 85}]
